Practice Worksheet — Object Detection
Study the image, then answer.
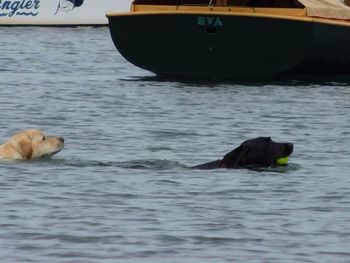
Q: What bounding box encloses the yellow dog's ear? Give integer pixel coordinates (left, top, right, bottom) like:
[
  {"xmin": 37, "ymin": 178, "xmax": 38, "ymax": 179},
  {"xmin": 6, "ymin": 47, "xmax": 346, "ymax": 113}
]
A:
[{"xmin": 18, "ymin": 140, "xmax": 33, "ymax": 160}]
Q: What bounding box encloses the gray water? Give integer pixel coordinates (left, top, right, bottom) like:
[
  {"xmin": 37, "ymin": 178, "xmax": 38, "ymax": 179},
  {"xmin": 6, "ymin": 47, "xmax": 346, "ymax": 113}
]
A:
[{"xmin": 1, "ymin": 27, "xmax": 350, "ymax": 262}]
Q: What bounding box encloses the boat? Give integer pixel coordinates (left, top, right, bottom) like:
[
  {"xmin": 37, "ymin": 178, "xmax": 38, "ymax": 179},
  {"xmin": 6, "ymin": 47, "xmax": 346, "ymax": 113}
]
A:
[
  {"xmin": 0, "ymin": 0, "xmax": 131, "ymax": 26},
  {"xmin": 106, "ymin": 0, "xmax": 350, "ymax": 79}
]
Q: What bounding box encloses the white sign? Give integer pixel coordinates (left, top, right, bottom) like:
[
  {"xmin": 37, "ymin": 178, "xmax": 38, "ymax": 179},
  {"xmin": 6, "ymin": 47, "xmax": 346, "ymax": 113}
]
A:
[{"xmin": 0, "ymin": 0, "xmax": 130, "ymax": 25}]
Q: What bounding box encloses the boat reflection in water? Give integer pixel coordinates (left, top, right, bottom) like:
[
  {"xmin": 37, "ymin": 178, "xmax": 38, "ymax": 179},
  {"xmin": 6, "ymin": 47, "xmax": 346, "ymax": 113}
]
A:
[{"xmin": 107, "ymin": 0, "xmax": 350, "ymax": 79}]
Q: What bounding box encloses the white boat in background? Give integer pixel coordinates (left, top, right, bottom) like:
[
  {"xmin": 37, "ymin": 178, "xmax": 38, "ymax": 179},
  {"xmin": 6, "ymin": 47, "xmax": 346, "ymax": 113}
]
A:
[{"xmin": 0, "ymin": 0, "xmax": 131, "ymax": 25}]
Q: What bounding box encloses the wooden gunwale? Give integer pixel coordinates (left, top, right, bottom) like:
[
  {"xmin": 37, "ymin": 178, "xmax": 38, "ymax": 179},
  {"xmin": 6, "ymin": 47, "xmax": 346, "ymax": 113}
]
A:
[{"xmin": 106, "ymin": 4, "xmax": 350, "ymax": 27}]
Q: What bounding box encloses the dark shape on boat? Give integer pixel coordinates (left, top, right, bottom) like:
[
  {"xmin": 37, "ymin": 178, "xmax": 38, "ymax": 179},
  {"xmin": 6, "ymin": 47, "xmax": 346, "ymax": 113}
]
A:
[{"xmin": 107, "ymin": 0, "xmax": 350, "ymax": 79}]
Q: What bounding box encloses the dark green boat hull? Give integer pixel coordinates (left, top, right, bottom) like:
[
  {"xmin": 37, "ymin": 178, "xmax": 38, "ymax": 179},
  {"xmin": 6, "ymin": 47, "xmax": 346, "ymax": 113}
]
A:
[{"xmin": 108, "ymin": 13, "xmax": 350, "ymax": 79}]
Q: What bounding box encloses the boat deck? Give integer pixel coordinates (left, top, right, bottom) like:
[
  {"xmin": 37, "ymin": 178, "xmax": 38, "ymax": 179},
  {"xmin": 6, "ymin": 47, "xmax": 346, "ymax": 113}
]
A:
[{"xmin": 132, "ymin": 4, "xmax": 305, "ymax": 17}]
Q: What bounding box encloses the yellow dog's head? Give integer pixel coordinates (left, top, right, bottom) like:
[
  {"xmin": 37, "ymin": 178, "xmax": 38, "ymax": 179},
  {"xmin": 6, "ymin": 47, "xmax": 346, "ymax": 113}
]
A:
[{"xmin": 1, "ymin": 130, "xmax": 64, "ymax": 160}]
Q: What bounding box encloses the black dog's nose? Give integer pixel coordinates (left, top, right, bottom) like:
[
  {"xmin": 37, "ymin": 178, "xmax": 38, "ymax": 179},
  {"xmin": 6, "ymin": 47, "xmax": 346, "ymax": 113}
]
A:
[{"xmin": 285, "ymin": 143, "xmax": 293, "ymax": 154}]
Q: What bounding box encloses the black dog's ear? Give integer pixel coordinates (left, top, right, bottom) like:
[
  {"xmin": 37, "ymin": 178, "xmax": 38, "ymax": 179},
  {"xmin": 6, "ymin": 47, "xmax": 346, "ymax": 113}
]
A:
[{"xmin": 222, "ymin": 145, "xmax": 248, "ymax": 168}]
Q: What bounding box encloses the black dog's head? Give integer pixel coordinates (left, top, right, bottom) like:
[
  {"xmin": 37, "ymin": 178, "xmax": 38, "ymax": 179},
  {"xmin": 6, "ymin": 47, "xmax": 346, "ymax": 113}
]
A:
[{"xmin": 222, "ymin": 137, "xmax": 293, "ymax": 168}]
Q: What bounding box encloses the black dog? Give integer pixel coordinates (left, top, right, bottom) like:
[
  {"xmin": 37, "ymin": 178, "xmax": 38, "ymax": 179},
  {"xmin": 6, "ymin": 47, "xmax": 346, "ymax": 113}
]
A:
[{"xmin": 191, "ymin": 137, "xmax": 293, "ymax": 169}]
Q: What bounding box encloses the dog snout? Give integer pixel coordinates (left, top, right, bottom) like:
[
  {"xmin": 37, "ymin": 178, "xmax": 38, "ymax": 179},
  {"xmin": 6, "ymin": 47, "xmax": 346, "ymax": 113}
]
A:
[
  {"xmin": 284, "ymin": 143, "xmax": 293, "ymax": 155},
  {"xmin": 58, "ymin": 137, "xmax": 64, "ymax": 144}
]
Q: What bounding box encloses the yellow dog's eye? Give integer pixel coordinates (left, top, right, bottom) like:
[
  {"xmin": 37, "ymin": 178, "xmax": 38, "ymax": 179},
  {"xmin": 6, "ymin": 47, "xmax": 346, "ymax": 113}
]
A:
[{"xmin": 42, "ymin": 136, "xmax": 46, "ymax": 141}]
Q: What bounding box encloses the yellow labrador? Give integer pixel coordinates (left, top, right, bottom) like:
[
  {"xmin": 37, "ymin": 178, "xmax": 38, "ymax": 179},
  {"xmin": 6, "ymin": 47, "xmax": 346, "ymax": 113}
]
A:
[{"xmin": 0, "ymin": 130, "xmax": 64, "ymax": 160}]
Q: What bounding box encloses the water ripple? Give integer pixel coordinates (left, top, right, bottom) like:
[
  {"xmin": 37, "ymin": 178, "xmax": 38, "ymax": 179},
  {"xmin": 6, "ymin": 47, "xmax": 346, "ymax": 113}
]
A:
[{"xmin": 1, "ymin": 27, "xmax": 350, "ymax": 263}]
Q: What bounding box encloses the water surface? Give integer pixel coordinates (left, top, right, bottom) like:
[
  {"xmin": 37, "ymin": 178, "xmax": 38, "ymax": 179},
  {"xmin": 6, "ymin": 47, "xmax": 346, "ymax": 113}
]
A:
[{"xmin": 0, "ymin": 27, "xmax": 350, "ymax": 262}]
